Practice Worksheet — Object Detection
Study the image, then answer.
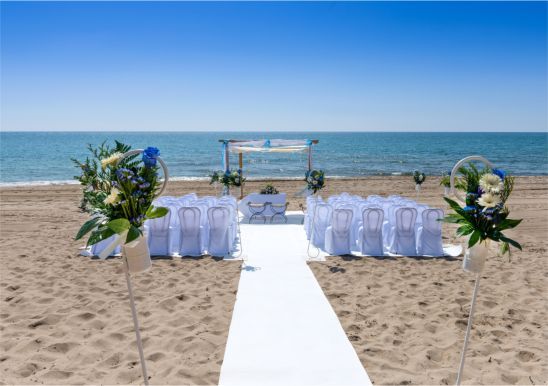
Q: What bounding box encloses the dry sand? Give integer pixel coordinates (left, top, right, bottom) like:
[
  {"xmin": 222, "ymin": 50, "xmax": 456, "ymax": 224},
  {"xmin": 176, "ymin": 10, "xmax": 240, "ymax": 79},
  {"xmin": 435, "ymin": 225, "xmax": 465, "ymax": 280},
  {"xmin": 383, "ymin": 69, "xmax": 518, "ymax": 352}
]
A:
[{"xmin": 1, "ymin": 176, "xmax": 547, "ymax": 385}]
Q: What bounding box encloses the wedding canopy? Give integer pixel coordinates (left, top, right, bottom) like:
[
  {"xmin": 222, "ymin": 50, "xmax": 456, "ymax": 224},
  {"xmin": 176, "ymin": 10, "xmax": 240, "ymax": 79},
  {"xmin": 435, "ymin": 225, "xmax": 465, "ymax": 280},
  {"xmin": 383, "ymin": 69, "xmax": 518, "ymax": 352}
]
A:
[{"xmin": 219, "ymin": 139, "xmax": 319, "ymax": 198}]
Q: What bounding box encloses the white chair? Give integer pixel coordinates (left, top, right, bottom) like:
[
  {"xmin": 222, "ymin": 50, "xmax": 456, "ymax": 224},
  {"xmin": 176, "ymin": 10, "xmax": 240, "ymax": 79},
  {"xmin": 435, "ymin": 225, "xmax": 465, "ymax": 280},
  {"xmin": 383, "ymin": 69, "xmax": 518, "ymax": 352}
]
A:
[
  {"xmin": 178, "ymin": 207, "xmax": 204, "ymax": 256},
  {"xmin": 417, "ymin": 209, "xmax": 444, "ymax": 256},
  {"xmin": 310, "ymin": 203, "xmax": 333, "ymax": 250},
  {"xmin": 389, "ymin": 207, "xmax": 418, "ymax": 256},
  {"xmin": 90, "ymin": 235, "xmax": 121, "ymax": 257},
  {"xmin": 358, "ymin": 208, "xmax": 384, "ymax": 256},
  {"xmin": 334, "ymin": 203, "xmax": 360, "ymax": 249},
  {"xmin": 207, "ymin": 206, "xmax": 231, "ymax": 256},
  {"xmin": 325, "ymin": 209, "xmax": 353, "ymax": 255},
  {"xmin": 146, "ymin": 210, "xmax": 173, "ymax": 256}
]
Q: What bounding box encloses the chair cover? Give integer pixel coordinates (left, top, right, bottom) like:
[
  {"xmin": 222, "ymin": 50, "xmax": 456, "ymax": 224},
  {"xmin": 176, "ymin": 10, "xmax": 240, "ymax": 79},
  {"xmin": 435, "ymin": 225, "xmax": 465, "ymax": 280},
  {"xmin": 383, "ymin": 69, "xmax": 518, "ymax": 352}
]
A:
[
  {"xmin": 146, "ymin": 210, "xmax": 173, "ymax": 256},
  {"xmin": 325, "ymin": 209, "xmax": 353, "ymax": 255},
  {"xmin": 90, "ymin": 235, "xmax": 121, "ymax": 257},
  {"xmin": 310, "ymin": 204, "xmax": 333, "ymax": 250},
  {"xmin": 358, "ymin": 208, "xmax": 384, "ymax": 256},
  {"xmin": 389, "ymin": 207, "xmax": 418, "ymax": 256},
  {"xmin": 334, "ymin": 203, "xmax": 360, "ymax": 249},
  {"xmin": 207, "ymin": 206, "xmax": 231, "ymax": 256},
  {"xmin": 178, "ymin": 207, "xmax": 204, "ymax": 256},
  {"xmin": 417, "ymin": 209, "xmax": 444, "ymax": 256}
]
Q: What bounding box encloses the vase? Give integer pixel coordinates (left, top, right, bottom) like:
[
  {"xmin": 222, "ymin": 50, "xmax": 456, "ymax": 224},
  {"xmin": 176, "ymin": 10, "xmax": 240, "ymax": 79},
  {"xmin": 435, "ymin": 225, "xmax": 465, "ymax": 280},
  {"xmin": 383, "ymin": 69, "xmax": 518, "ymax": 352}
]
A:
[
  {"xmin": 463, "ymin": 240, "xmax": 489, "ymax": 273},
  {"xmin": 222, "ymin": 185, "xmax": 230, "ymax": 196},
  {"xmin": 122, "ymin": 234, "xmax": 152, "ymax": 274}
]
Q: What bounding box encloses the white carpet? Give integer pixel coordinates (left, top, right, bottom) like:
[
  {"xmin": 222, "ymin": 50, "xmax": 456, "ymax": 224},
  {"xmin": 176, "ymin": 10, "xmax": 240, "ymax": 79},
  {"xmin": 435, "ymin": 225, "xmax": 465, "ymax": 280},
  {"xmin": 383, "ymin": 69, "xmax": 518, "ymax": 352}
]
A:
[{"xmin": 219, "ymin": 213, "xmax": 372, "ymax": 386}]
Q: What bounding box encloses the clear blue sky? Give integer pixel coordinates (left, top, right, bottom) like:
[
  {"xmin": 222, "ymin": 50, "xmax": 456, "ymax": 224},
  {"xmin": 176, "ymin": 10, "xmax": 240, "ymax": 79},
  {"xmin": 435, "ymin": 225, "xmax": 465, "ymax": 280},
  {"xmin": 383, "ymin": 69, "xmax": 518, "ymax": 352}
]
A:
[{"xmin": 1, "ymin": 1, "xmax": 546, "ymax": 132}]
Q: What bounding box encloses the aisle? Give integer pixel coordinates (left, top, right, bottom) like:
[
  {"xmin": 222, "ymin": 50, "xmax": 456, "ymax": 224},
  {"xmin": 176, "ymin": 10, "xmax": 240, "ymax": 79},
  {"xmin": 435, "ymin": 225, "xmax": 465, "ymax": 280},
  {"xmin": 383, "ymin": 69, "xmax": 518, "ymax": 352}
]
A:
[{"xmin": 219, "ymin": 213, "xmax": 372, "ymax": 386}]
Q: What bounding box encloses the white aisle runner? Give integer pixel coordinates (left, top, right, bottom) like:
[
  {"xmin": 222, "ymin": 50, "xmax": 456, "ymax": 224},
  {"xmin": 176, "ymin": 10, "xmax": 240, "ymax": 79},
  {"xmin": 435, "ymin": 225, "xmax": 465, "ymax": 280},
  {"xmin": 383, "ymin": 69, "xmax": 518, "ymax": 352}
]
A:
[{"xmin": 219, "ymin": 215, "xmax": 372, "ymax": 386}]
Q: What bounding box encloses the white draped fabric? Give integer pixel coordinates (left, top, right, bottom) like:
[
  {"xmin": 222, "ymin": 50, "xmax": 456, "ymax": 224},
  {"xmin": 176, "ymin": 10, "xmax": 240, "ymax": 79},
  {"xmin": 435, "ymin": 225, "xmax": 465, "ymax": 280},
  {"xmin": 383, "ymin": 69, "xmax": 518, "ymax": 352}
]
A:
[
  {"xmin": 325, "ymin": 209, "xmax": 354, "ymax": 255},
  {"xmin": 208, "ymin": 207, "xmax": 232, "ymax": 256},
  {"xmin": 307, "ymin": 192, "xmax": 444, "ymax": 257},
  {"xmin": 358, "ymin": 208, "xmax": 384, "ymax": 256},
  {"xmin": 417, "ymin": 209, "xmax": 445, "ymax": 256},
  {"xmin": 238, "ymin": 193, "xmax": 287, "ymax": 218},
  {"xmin": 228, "ymin": 139, "xmax": 311, "ymax": 153},
  {"xmin": 178, "ymin": 207, "xmax": 205, "ymax": 256}
]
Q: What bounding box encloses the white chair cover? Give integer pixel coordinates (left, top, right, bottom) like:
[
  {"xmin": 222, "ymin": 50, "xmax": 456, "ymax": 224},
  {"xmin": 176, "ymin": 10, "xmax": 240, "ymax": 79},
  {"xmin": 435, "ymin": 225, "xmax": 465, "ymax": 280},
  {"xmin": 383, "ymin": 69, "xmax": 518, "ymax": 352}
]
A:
[
  {"xmin": 389, "ymin": 207, "xmax": 418, "ymax": 256},
  {"xmin": 325, "ymin": 208, "xmax": 353, "ymax": 255},
  {"xmin": 334, "ymin": 203, "xmax": 360, "ymax": 249},
  {"xmin": 358, "ymin": 208, "xmax": 384, "ymax": 256},
  {"xmin": 178, "ymin": 207, "xmax": 204, "ymax": 256},
  {"xmin": 146, "ymin": 210, "xmax": 173, "ymax": 256},
  {"xmin": 417, "ymin": 209, "xmax": 444, "ymax": 256},
  {"xmin": 90, "ymin": 235, "xmax": 121, "ymax": 257},
  {"xmin": 310, "ymin": 204, "xmax": 332, "ymax": 250},
  {"xmin": 207, "ymin": 206, "xmax": 231, "ymax": 256}
]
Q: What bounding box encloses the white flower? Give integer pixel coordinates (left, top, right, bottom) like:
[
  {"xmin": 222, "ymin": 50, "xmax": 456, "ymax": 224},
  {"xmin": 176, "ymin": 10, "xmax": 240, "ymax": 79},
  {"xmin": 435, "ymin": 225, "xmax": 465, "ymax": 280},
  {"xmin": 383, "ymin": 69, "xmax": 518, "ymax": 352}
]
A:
[
  {"xmin": 104, "ymin": 188, "xmax": 120, "ymax": 205},
  {"xmin": 477, "ymin": 192, "xmax": 500, "ymax": 209},
  {"xmin": 101, "ymin": 152, "xmax": 123, "ymax": 170},
  {"xmin": 480, "ymin": 173, "xmax": 504, "ymax": 194}
]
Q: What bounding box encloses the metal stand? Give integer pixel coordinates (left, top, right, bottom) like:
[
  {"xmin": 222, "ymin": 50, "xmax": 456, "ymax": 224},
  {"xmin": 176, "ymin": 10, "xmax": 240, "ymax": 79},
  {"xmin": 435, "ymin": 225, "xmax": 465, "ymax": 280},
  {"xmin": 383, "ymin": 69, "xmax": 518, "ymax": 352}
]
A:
[
  {"xmin": 124, "ymin": 256, "xmax": 149, "ymax": 386},
  {"xmin": 456, "ymin": 272, "xmax": 481, "ymax": 385}
]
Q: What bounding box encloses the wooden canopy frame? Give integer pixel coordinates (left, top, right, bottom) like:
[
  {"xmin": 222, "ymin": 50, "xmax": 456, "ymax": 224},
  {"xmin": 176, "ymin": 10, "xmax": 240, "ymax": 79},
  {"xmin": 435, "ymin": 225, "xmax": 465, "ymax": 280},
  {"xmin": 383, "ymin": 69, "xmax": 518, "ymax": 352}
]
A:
[{"xmin": 219, "ymin": 139, "xmax": 319, "ymax": 199}]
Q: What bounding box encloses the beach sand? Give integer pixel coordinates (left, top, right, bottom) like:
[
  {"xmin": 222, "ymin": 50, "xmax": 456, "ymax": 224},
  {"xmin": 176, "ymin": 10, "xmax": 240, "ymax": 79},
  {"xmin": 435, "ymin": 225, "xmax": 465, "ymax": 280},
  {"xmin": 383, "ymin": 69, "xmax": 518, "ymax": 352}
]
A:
[{"xmin": 1, "ymin": 176, "xmax": 547, "ymax": 385}]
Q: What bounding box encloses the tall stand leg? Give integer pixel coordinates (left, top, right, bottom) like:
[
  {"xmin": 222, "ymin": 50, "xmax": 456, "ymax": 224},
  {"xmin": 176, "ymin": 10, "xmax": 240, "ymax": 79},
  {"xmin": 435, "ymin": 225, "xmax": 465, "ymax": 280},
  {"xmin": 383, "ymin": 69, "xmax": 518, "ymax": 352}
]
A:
[
  {"xmin": 124, "ymin": 257, "xmax": 149, "ymax": 386},
  {"xmin": 456, "ymin": 273, "xmax": 481, "ymax": 386}
]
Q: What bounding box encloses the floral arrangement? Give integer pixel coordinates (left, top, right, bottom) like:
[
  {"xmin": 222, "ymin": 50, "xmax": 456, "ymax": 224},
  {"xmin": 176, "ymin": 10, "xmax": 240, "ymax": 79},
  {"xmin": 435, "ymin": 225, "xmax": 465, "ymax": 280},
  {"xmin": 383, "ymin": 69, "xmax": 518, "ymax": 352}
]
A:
[
  {"xmin": 74, "ymin": 144, "xmax": 168, "ymax": 246},
  {"xmin": 413, "ymin": 170, "xmax": 426, "ymax": 185},
  {"xmin": 305, "ymin": 169, "xmax": 325, "ymax": 194},
  {"xmin": 260, "ymin": 184, "xmax": 279, "ymax": 195},
  {"xmin": 211, "ymin": 169, "xmax": 245, "ymax": 188},
  {"xmin": 443, "ymin": 164, "xmax": 522, "ymax": 255},
  {"xmin": 229, "ymin": 169, "xmax": 245, "ymax": 187}
]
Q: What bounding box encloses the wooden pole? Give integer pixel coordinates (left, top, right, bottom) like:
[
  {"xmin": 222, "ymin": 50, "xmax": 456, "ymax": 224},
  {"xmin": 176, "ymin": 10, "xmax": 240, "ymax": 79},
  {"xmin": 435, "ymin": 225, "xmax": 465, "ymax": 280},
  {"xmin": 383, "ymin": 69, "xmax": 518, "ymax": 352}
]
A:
[
  {"xmin": 239, "ymin": 152, "xmax": 243, "ymax": 199},
  {"xmin": 308, "ymin": 145, "xmax": 312, "ymax": 171}
]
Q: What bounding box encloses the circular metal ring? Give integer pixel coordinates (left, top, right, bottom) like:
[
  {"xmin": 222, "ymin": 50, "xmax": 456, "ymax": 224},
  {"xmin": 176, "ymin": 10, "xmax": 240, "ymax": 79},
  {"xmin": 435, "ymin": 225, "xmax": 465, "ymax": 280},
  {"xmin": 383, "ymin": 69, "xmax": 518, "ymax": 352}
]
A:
[
  {"xmin": 116, "ymin": 149, "xmax": 169, "ymax": 198},
  {"xmin": 450, "ymin": 155, "xmax": 493, "ymax": 203}
]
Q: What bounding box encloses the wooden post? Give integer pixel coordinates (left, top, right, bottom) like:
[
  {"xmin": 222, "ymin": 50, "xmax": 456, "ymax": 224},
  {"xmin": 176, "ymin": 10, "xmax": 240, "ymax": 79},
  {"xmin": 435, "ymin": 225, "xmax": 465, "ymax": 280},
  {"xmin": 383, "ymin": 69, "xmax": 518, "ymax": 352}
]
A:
[
  {"xmin": 239, "ymin": 152, "xmax": 243, "ymax": 199},
  {"xmin": 224, "ymin": 145, "xmax": 230, "ymax": 173},
  {"xmin": 307, "ymin": 145, "xmax": 312, "ymax": 171}
]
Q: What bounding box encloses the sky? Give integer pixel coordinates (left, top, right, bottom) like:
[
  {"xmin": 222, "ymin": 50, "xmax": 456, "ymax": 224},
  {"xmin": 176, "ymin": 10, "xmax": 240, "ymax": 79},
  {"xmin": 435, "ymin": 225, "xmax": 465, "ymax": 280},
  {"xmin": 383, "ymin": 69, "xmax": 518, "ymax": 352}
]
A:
[{"xmin": 1, "ymin": 1, "xmax": 546, "ymax": 132}]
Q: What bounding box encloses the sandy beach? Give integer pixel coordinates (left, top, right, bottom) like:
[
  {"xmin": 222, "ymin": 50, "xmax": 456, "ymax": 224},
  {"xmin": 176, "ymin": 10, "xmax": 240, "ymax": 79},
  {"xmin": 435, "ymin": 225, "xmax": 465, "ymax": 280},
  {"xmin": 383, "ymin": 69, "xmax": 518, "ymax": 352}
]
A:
[{"xmin": 1, "ymin": 176, "xmax": 547, "ymax": 385}]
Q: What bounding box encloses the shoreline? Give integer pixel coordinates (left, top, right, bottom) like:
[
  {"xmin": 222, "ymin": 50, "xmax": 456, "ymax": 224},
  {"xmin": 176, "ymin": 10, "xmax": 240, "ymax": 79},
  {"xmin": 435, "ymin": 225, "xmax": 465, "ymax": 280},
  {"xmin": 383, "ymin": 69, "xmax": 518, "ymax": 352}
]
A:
[{"xmin": 2, "ymin": 174, "xmax": 548, "ymax": 189}]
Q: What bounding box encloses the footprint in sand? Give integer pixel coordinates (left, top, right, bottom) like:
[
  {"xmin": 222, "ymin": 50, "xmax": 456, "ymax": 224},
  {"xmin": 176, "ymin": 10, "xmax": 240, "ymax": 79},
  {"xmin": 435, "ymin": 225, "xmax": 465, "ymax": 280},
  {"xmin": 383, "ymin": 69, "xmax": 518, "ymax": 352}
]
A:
[
  {"xmin": 517, "ymin": 350, "xmax": 536, "ymax": 362},
  {"xmin": 46, "ymin": 342, "xmax": 78, "ymax": 354}
]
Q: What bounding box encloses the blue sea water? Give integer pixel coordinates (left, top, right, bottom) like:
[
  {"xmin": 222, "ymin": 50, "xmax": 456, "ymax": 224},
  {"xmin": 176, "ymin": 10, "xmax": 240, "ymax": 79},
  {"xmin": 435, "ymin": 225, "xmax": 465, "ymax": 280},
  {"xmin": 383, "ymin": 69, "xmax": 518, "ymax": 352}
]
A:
[{"xmin": 0, "ymin": 132, "xmax": 546, "ymax": 185}]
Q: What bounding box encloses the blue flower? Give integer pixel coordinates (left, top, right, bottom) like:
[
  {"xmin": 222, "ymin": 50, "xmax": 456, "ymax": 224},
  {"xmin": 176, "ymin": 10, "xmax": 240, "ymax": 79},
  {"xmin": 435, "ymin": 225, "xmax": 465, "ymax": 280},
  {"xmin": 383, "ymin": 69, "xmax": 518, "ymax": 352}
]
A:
[
  {"xmin": 463, "ymin": 206, "xmax": 476, "ymax": 212},
  {"xmin": 492, "ymin": 168, "xmax": 506, "ymax": 180},
  {"xmin": 142, "ymin": 147, "xmax": 160, "ymax": 168}
]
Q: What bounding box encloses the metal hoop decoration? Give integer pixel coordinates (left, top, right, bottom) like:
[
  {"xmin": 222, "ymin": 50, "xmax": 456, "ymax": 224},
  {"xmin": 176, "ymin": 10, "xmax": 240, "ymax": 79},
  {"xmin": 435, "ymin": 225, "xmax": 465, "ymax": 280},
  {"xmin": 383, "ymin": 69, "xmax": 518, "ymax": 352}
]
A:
[
  {"xmin": 116, "ymin": 149, "xmax": 169, "ymax": 198},
  {"xmin": 450, "ymin": 155, "xmax": 493, "ymax": 203}
]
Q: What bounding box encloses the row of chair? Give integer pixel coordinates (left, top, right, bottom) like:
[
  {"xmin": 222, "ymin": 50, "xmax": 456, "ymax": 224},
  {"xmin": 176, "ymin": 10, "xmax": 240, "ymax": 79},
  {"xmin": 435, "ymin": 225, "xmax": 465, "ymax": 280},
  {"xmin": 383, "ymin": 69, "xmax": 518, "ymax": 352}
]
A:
[{"xmin": 306, "ymin": 194, "xmax": 444, "ymax": 256}]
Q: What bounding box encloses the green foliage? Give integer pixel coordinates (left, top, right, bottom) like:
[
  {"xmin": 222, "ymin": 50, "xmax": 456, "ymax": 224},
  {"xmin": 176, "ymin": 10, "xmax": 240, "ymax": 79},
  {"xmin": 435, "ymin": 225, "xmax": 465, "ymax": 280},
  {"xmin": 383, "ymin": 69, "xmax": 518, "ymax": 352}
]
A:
[
  {"xmin": 71, "ymin": 140, "xmax": 137, "ymax": 213},
  {"xmin": 440, "ymin": 174, "xmax": 451, "ymax": 188}
]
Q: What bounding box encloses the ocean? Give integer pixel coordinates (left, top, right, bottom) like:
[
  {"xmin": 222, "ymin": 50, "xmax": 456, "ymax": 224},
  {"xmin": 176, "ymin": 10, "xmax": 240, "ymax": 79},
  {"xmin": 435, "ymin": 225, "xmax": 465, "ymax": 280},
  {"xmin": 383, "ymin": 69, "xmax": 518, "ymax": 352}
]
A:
[{"xmin": 0, "ymin": 131, "xmax": 546, "ymax": 185}]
